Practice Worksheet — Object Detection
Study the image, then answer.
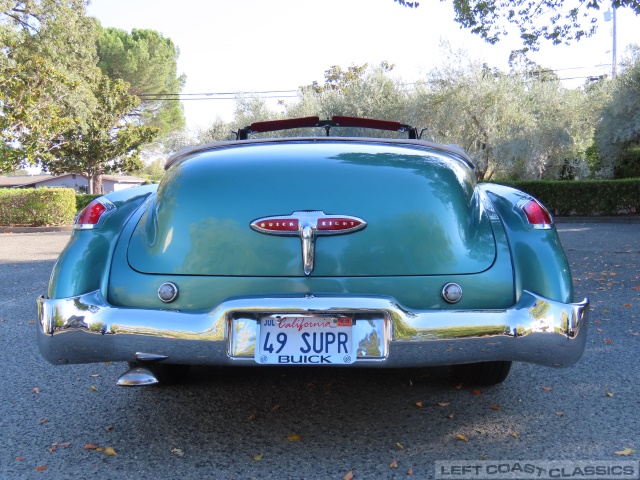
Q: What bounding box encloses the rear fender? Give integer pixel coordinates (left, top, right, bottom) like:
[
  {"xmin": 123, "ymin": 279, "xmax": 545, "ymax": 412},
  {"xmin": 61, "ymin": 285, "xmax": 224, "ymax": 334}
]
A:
[
  {"xmin": 48, "ymin": 185, "xmax": 157, "ymax": 299},
  {"xmin": 479, "ymin": 184, "xmax": 573, "ymax": 304}
]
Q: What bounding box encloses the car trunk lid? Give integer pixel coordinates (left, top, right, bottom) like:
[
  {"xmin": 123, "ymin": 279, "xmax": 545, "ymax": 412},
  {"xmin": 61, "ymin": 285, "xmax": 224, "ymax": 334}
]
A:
[{"xmin": 127, "ymin": 141, "xmax": 496, "ymax": 276}]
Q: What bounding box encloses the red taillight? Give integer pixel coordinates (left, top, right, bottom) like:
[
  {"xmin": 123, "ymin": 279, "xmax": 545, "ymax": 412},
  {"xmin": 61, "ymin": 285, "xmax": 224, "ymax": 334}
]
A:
[
  {"xmin": 75, "ymin": 198, "xmax": 116, "ymax": 229},
  {"xmin": 521, "ymin": 199, "xmax": 552, "ymax": 228}
]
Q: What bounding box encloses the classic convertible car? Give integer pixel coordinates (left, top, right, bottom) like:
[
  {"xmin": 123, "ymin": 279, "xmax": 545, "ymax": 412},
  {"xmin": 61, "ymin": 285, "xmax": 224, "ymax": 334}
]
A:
[{"xmin": 37, "ymin": 116, "xmax": 589, "ymax": 387}]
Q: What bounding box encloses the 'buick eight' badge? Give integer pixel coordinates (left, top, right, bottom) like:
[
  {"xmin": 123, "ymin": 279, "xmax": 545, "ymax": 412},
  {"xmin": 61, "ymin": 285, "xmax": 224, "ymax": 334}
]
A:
[{"xmin": 250, "ymin": 211, "xmax": 367, "ymax": 276}]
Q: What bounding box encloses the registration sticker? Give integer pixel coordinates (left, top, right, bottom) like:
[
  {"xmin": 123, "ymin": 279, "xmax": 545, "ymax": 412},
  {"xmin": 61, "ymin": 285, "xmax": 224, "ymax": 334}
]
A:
[{"xmin": 255, "ymin": 315, "xmax": 356, "ymax": 365}]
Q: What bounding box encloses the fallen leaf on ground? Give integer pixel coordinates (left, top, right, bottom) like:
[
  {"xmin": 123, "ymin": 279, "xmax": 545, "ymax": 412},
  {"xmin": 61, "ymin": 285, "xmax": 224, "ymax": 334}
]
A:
[
  {"xmin": 542, "ymin": 386, "xmax": 553, "ymax": 391},
  {"xmin": 90, "ymin": 374, "xmax": 101, "ymax": 377},
  {"xmin": 84, "ymin": 444, "xmax": 98, "ymax": 450},
  {"xmin": 105, "ymin": 425, "xmax": 114, "ymax": 431},
  {"xmin": 247, "ymin": 413, "xmax": 257, "ymax": 421},
  {"xmin": 39, "ymin": 418, "xmax": 49, "ymax": 425},
  {"xmin": 597, "ymin": 328, "xmax": 603, "ymax": 332},
  {"xmin": 390, "ymin": 459, "xmax": 398, "ymax": 468},
  {"xmin": 511, "ymin": 433, "xmax": 519, "ymax": 439},
  {"xmin": 104, "ymin": 447, "xmax": 117, "ymax": 457},
  {"xmin": 343, "ymin": 470, "xmax": 354, "ymax": 480},
  {"xmin": 253, "ymin": 453, "xmax": 263, "ymax": 461},
  {"xmin": 456, "ymin": 434, "xmax": 468, "ymax": 442},
  {"xmin": 49, "ymin": 444, "xmax": 57, "ymax": 453},
  {"xmin": 472, "ymin": 390, "xmax": 481, "ymax": 395},
  {"xmin": 437, "ymin": 402, "xmax": 450, "ymax": 407},
  {"xmin": 447, "ymin": 413, "xmax": 455, "ymax": 419},
  {"xmin": 603, "ymin": 309, "xmax": 611, "ymax": 313},
  {"xmin": 171, "ymin": 448, "xmax": 184, "ymax": 457},
  {"xmin": 623, "ymin": 304, "xmax": 632, "ymax": 308},
  {"xmin": 407, "ymin": 467, "xmax": 413, "ymax": 475},
  {"xmin": 489, "ymin": 405, "xmax": 502, "ymax": 411},
  {"xmin": 90, "ymin": 386, "xmax": 98, "ymax": 392},
  {"xmin": 33, "ymin": 387, "xmax": 40, "ymax": 394},
  {"xmin": 396, "ymin": 442, "xmax": 404, "ymax": 449},
  {"xmin": 605, "ymin": 392, "xmax": 614, "ymax": 397},
  {"xmin": 605, "ymin": 339, "xmax": 612, "ymax": 344},
  {"xmin": 271, "ymin": 404, "xmax": 281, "ymax": 411},
  {"xmin": 59, "ymin": 442, "xmax": 71, "ymax": 447},
  {"xmin": 35, "ymin": 465, "xmax": 47, "ymax": 471},
  {"xmin": 287, "ymin": 434, "xmax": 301, "ymax": 442},
  {"xmin": 632, "ymin": 286, "xmax": 640, "ymax": 291},
  {"xmin": 16, "ymin": 457, "xmax": 25, "ymax": 461},
  {"xmin": 614, "ymin": 448, "xmax": 636, "ymax": 456},
  {"xmin": 556, "ymin": 411, "xmax": 564, "ymax": 417},
  {"xmin": 415, "ymin": 401, "xmax": 423, "ymax": 408}
]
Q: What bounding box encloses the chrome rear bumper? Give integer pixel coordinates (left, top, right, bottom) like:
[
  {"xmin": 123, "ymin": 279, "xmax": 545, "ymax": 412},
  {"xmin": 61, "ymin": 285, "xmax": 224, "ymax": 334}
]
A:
[{"xmin": 37, "ymin": 291, "xmax": 588, "ymax": 368}]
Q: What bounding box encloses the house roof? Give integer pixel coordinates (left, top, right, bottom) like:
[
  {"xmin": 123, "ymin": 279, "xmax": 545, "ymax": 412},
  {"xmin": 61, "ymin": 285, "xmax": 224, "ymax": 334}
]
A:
[{"xmin": 0, "ymin": 174, "xmax": 54, "ymax": 188}]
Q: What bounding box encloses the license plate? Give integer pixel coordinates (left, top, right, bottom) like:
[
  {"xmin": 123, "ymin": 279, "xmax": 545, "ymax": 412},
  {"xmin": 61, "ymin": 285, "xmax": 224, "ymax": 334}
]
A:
[{"xmin": 255, "ymin": 315, "xmax": 356, "ymax": 365}]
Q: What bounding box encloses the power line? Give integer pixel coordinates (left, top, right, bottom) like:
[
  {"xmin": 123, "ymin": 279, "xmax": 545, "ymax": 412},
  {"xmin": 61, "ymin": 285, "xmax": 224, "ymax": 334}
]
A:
[
  {"xmin": 138, "ymin": 89, "xmax": 299, "ymax": 97},
  {"xmin": 135, "ymin": 64, "xmax": 614, "ymax": 102}
]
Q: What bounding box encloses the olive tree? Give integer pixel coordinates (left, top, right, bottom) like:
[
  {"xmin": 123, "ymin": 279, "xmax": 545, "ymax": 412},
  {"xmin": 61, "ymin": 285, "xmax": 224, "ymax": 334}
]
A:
[{"xmin": 595, "ymin": 45, "xmax": 640, "ymax": 177}]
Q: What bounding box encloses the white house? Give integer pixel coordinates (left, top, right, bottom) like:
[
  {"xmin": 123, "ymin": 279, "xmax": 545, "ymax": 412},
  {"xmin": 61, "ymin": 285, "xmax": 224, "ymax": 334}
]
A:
[{"xmin": 0, "ymin": 173, "xmax": 147, "ymax": 193}]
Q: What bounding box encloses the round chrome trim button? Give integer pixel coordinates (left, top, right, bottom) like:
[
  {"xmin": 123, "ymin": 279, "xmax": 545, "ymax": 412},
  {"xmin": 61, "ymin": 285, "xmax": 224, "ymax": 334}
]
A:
[
  {"xmin": 442, "ymin": 283, "xmax": 463, "ymax": 304},
  {"xmin": 158, "ymin": 282, "xmax": 179, "ymax": 303}
]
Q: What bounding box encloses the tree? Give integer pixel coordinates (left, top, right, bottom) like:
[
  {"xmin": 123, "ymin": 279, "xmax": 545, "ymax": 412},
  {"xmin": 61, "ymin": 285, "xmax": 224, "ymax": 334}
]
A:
[
  {"xmin": 97, "ymin": 27, "xmax": 186, "ymax": 137},
  {"xmin": 395, "ymin": 0, "xmax": 640, "ymax": 52},
  {"xmin": 0, "ymin": 0, "xmax": 100, "ymax": 171},
  {"xmin": 0, "ymin": 55, "xmax": 76, "ymax": 171},
  {"xmin": 411, "ymin": 45, "xmax": 598, "ymax": 180},
  {"xmin": 45, "ymin": 76, "xmax": 157, "ymax": 193},
  {"xmin": 595, "ymin": 45, "xmax": 640, "ymax": 177}
]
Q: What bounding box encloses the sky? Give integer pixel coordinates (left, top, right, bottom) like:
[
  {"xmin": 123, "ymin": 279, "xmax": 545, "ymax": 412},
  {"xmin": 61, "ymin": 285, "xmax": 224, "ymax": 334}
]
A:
[{"xmin": 86, "ymin": 0, "xmax": 640, "ymax": 131}]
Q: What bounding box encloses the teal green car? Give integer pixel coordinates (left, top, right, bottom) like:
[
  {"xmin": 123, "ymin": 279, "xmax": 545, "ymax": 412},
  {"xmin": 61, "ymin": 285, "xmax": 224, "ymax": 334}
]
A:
[{"xmin": 37, "ymin": 116, "xmax": 589, "ymax": 386}]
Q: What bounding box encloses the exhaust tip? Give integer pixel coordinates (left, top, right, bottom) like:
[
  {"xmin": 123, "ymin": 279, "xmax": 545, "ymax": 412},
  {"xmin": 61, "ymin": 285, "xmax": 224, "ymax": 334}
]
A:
[{"xmin": 116, "ymin": 367, "xmax": 159, "ymax": 387}]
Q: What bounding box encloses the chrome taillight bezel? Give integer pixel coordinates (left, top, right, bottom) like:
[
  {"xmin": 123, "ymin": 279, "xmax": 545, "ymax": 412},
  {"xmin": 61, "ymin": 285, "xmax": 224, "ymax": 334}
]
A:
[
  {"xmin": 74, "ymin": 197, "xmax": 117, "ymax": 230},
  {"xmin": 516, "ymin": 197, "xmax": 553, "ymax": 230}
]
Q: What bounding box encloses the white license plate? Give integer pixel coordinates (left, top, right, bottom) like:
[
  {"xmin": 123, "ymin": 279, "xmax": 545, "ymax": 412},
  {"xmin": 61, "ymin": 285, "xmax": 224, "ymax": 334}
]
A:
[{"xmin": 255, "ymin": 315, "xmax": 356, "ymax": 365}]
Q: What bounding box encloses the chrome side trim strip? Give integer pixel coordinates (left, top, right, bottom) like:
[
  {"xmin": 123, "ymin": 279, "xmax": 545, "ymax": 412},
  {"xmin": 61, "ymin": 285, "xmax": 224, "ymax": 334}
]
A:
[{"xmin": 37, "ymin": 291, "xmax": 588, "ymax": 368}]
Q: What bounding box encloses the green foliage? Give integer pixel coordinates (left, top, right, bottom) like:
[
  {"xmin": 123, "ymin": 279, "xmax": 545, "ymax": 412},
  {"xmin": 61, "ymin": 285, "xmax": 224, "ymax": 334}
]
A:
[
  {"xmin": 0, "ymin": 188, "xmax": 76, "ymax": 226},
  {"xmin": 0, "ymin": 55, "xmax": 76, "ymax": 170},
  {"xmin": 411, "ymin": 46, "xmax": 599, "ymax": 181},
  {"xmin": 432, "ymin": 0, "xmax": 640, "ymax": 52},
  {"xmin": 0, "ymin": 0, "xmax": 100, "ymax": 172},
  {"xmin": 595, "ymin": 45, "xmax": 640, "ymax": 177},
  {"xmin": 614, "ymin": 147, "xmax": 640, "ymax": 179},
  {"xmin": 97, "ymin": 27, "xmax": 186, "ymax": 137},
  {"xmin": 45, "ymin": 75, "xmax": 158, "ymax": 193},
  {"xmin": 503, "ymin": 179, "xmax": 640, "ymax": 216},
  {"xmin": 76, "ymin": 194, "xmax": 102, "ymax": 213}
]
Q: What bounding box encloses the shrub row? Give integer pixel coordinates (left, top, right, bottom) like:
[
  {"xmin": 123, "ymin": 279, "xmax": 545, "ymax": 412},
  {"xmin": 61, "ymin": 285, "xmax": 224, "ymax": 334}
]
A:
[
  {"xmin": 503, "ymin": 179, "xmax": 640, "ymax": 216},
  {"xmin": 0, "ymin": 188, "xmax": 76, "ymax": 227}
]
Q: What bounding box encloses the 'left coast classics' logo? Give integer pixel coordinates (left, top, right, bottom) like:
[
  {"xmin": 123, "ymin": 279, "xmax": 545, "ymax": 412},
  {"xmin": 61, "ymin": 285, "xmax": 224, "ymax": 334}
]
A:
[{"xmin": 250, "ymin": 211, "xmax": 367, "ymax": 275}]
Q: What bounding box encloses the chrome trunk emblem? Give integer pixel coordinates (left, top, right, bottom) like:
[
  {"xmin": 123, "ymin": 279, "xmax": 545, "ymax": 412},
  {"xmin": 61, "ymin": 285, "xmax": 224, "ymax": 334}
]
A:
[{"xmin": 250, "ymin": 211, "xmax": 367, "ymax": 275}]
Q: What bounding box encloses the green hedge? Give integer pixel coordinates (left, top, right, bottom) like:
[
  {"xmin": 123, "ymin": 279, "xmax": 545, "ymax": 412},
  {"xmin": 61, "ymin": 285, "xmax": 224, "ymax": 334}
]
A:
[
  {"xmin": 0, "ymin": 188, "xmax": 76, "ymax": 227},
  {"xmin": 76, "ymin": 194, "xmax": 102, "ymax": 213},
  {"xmin": 502, "ymin": 179, "xmax": 640, "ymax": 216}
]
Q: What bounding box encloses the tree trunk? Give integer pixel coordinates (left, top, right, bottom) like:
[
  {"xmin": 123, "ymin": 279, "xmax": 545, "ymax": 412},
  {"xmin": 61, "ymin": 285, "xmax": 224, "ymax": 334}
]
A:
[{"xmin": 93, "ymin": 174, "xmax": 103, "ymax": 194}]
